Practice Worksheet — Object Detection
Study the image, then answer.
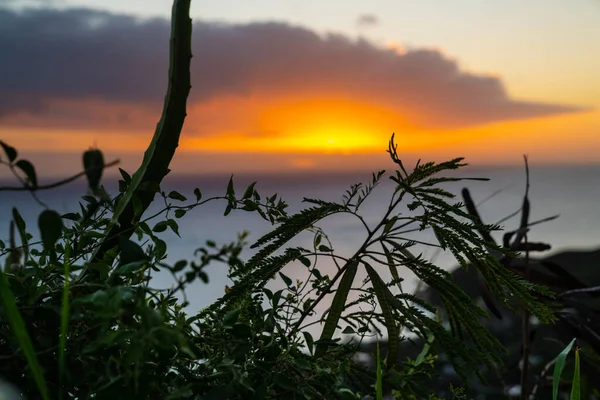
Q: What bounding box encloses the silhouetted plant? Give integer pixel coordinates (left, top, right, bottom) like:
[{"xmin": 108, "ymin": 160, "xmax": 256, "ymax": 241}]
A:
[{"xmin": 0, "ymin": 0, "xmax": 558, "ymax": 399}]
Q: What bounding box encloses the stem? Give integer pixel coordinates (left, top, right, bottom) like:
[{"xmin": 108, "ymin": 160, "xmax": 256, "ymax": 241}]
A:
[{"xmin": 0, "ymin": 159, "xmax": 120, "ymax": 192}]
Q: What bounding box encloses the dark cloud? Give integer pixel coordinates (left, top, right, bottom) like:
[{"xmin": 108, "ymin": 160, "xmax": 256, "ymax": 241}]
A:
[
  {"xmin": 356, "ymin": 13, "xmax": 379, "ymax": 28},
  {"xmin": 0, "ymin": 7, "xmax": 588, "ymax": 130}
]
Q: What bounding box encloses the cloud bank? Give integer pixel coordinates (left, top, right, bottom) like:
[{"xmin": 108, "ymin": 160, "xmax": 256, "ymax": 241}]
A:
[{"xmin": 0, "ymin": 6, "xmax": 587, "ymax": 134}]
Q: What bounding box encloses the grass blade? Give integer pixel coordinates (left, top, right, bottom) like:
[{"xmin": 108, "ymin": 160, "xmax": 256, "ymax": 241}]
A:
[
  {"xmin": 570, "ymin": 346, "xmax": 581, "ymax": 400},
  {"xmin": 59, "ymin": 240, "xmax": 72, "ymax": 398},
  {"xmin": 553, "ymin": 338, "xmax": 576, "ymax": 400},
  {"xmin": 0, "ymin": 270, "xmax": 49, "ymax": 400}
]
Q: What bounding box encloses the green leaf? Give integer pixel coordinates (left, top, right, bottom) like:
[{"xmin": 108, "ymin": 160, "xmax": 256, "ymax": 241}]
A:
[
  {"xmin": 38, "ymin": 210, "xmax": 63, "ymax": 251},
  {"xmin": 118, "ymin": 238, "xmax": 148, "ymax": 266},
  {"xmin": 15, "ymin": 159, "xmax": 38, "ymax": 187},
  {"xmin": 383, "ymin": 217, "xmax": 396, "ymax": 234},
  {"xmin": 82, "ymin": 148, "xmax": 104, "ymax": 190},
  {"xmin": 0, "ymin": 270, "xmax": 49, "ymax": 400},
  {"xmin": 0, "ymin": 140, "xmax": 18, "ymax": 162},
  {"xmin": 61, "ymin": 213, "xmax": 80, "ymax": 221},
  {"xmin": 314, "ymin": 234, "xmax": 322, "ymax": 248},
  {"xmin": 242, "ymin": 182, "xmax": 257, "ymax": 199},
  {"xmin": 365, "ymin": 263, "xmax": 399, "ymax": 370},
  {"xmin": 316, "ymin": 260, "xmax": 358, "ymax": 357},
  {"xmin": 570, "ymin": 346, "xmax": 581, "ymax": 400},
  {"xmin": 119, "ymin": 168, "xmax": 131, "ymax": 183},
  {"xmin": 194, "ymin": 188, "xmax": 202, "ymax": 201},
  {"xmin": 553, "ymin": 338, "xmax": 576, "ymax": 400},
  {"xmin": 318, "ymin": 244, "xmax": 332, "ymax": 252},
  {"xmin": 298, "ymin": 256, "xmax": 311, "ymax": 267},
  {"xmin": 303, "ymin": 331, "xmax": 315, "ymax": 355},
  {"xmin": 114, "ymin": 260, "xmax": 147, "ymax": 274},
  {"xmin": 174, "ymin": 209, "xmax": 187, "ymax": 218},
  {"xmin": 226, "ymin": 175, "xmax": 235, "ymax": 197},
  {"xmin": 172, "ymin": 260, "xmax": 187, "ymax": 272},
  {"xmin": 166, "ymin": 219, "xmax": 180, "ymax": 237},
  {"xmin": 279, "ymin": 272, "xmax": 293, "ymax": 287},
  {"xmin": 383, "ymin": 245, "xmax": 404, "ymax": 292},
  {"xmin": 168, "ymin": 191, "xmax": 187, "ymax": 201},
  {"xmin": 223, "ymin": 308, "xmax": 241, "ymax": 326},
  {"xmin": 12, "ymin": 208, "xmax": 26, "ymax": 234},
  {"xmin": 153, "ymin": 221, "xmax": 169, "ymax": 233},
  {"xmin": 154, "ymin": 238, "xmax": 167, "ymax": 259},
  {"xmin": 342, "ymin": 326, "xmax": 355, "ymax": 334}
]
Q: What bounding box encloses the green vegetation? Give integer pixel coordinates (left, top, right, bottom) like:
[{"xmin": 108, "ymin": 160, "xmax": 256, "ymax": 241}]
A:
[{"xmin": 0, "ymin": 1, "xmax": 595, "ymax": 399}]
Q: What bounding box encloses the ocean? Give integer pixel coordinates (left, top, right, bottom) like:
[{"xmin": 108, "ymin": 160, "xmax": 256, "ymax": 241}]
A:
[{"xmin": 1, "ymin": 164, "xmax": 600, "ymax": 336}]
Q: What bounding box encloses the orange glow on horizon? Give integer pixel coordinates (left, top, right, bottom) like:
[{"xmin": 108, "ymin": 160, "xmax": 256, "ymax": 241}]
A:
[
  {"xmin": 1, "ymin": 95, "xmax": 598, "ymax": 171},
  {"xmin": 180, "ymin": 96, "xmax": 495, "ymax": 154}
]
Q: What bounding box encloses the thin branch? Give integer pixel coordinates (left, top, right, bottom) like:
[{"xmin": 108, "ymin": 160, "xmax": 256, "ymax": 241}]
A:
[
  {"xmin": 520, "ymin": 154, "xmax": 531, "ymax": 400},
  {"xmin": 0, "ymin": 159, "xmax": 120, "ymax": 192}
]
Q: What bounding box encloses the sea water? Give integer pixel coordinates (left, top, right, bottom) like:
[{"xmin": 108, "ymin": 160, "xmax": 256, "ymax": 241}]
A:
[{"xmin": 1, "ymin": 165, "xmax": 599, "ymax": 336}]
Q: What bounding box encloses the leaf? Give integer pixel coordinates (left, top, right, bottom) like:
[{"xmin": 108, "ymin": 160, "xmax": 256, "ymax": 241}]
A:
[
  {"xmin": 168, "ymin": 191, "xmax": 187, "ymax": 201},
  {"xmin": 318, "ymin": 245, "xmax": 332, "ymax": 252},
  {"xmin": 303, "ymin": 331, "xmax": 315, "ymax": 355},
  {"xmin": 0, "ymin": 140, "xmax": 18, "ymax": 162},
  {"xmin": 0, "ymin": 270, "xmax": 49, "ymax": 400},
  {"xmin": 223, "ymin": 308, "xmax": 241, "ymax": 326},
  {"xmin": 383, "ymin": 245, "xmax": 404, "ymax": 292},
  {"xmin": 553, "ymin": 338, "xmax": 576, "ymax": 400},
  {"xmin": 15, "ymin": 159, "xmax": 38, "ymax": 187},
  {"xmin": 153, "ymin": 238, "xmax": 167, "ymax": 259},
  {"xmin": 279, "ymin": 272, "xmax": 293, "ymax": 287},
  {"xmin": 61, "ymin": 213, "xmax": 80, "ymax": 221},
  {"xmin": 316, "ymin": 260, "xmax": 358, "ymax": 357},
  {"xmin": 166, "ymin": 219, "xmax": 180, "ymax": 237},
  {"xmin": 119, "ymin": 168, "xmax": 132, "ymax": 183},
  {"xmin": 226, "ymin": 175, "xmax": 235, "ymax": 197},
  {"xmin": 242, "ymin": 182, "xmax": 257, "ymax": 199},
  {"xmin": 118, "ymin": 238, "xmax": 148, "ymax": 266},
  {"xmin": 298, "ymin": 256, "xmax": 311, "ymax": 267},
  {"xmin": 153, "ymin": 221, "xmax": 169, "ymax": 233},
  {"xmin": 82, "ymin": 148, "xmax": 105, "ymax": 190},
  {"xmin": 114, "ymin": 260, "xmax": 147, "ymax": 275},
  {"xmin": 570, "ymin": 346, "xmax": 581, "ymax": 400},
  {"xmin": 174, "ymin": 209, "xmax": 187, "ymax": 218},
  {"xmin": 194, "ymin": 188, "xmax": 202, "ymax": 201},
  {"xmin": 38, "ymin": 210, "xmax": 63, "ymax": 251},
  {"xmin": 365, "ymin": 263, "xmax": 399, "ymax": 370},
  {"xmin": 383, "ymin": 217, "xmax": 396, "ymax": 234},
  {"xmin": 172, "ymin": 260, "xmax": 187, "ymax": 272}
]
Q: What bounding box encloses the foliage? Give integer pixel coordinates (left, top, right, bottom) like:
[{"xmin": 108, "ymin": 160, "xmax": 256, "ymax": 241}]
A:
[
  {"xmin": 0, "ymin": 130, "xmax": 556, "ymax": 399},
  {"xmin": 0, "ymin": 0, "xmax": 558, "ymax": 399}
]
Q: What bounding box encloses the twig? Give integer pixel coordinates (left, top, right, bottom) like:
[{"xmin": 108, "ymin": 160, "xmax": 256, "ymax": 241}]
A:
[
  {"xmin": 0, "ymin": 159, "xmax": 120, "ymax": 191},
  {"xmin": 528, "ymin": 354, "xmax": 560, "ymax": 399},
  {"xmin": 520, "ymin": 155, "xmax": 531, "ymax": 400}
]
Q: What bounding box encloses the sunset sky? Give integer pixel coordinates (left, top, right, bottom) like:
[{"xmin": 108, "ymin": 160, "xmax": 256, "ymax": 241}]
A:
[{"xmin": 1, "ymin": 0, "xmax": 599, "ymax": 176}]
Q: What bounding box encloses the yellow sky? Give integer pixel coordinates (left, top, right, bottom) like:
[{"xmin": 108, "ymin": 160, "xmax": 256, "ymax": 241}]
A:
[{"xmin": 0, "ymin": 4, "xmax": 599, "ymax": 176}]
